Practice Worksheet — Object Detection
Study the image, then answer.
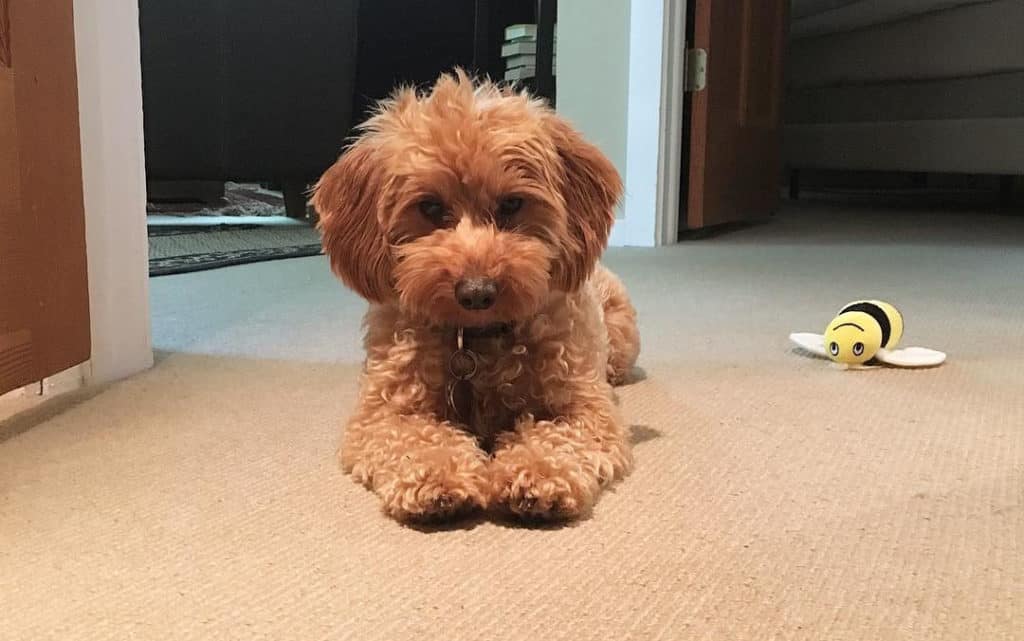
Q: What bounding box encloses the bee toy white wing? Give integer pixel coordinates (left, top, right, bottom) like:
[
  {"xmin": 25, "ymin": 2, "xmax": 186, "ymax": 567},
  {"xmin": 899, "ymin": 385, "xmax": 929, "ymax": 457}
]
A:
[
  {"xmin": 789, "ymin": 332, "xmax": 828, "ymax": 358},
  {"xmin": 875, "ymin": 346, "xmax": 947, "ymax": 368}
]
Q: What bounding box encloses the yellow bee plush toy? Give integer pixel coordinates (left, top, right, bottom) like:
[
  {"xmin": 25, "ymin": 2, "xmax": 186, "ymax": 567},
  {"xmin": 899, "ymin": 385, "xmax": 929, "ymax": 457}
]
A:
[{"xmin": 790, "ymin": 300, "xmax": 946, "ymax": 369}]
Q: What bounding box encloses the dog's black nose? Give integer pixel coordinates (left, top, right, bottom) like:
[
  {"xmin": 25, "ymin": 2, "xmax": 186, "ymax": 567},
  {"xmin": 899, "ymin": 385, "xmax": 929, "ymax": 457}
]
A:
[{"xmin": 455, "ymin": 277, "xmax": 497, "ymax": 310}]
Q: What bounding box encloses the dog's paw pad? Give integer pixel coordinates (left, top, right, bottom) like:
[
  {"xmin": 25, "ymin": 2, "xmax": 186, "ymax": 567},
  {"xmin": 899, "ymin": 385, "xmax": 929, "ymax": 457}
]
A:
[
  {"xmin": 423, "ymin": 491, "xmax": 475, "ymax": 519},
  {"xmin": 507, "ymin": 490, "xmax": 538, "ymax": 515},
  {"xmin": 431, "ymin": 493, "xmax": 456, "ymax": 512},
  {"xmin": 391, "ymin": 490, "xmax": 477, "ymax": 522},
  {"xmin": 498, "ymin": 480, "xmax": 584, "ymax": 521}
]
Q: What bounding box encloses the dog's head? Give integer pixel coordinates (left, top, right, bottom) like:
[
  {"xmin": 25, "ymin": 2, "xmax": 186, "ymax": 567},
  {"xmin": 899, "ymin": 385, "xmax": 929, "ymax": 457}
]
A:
[{"xmin": 313, "ymin": 71, "xmax": 622, "ymax": 327}]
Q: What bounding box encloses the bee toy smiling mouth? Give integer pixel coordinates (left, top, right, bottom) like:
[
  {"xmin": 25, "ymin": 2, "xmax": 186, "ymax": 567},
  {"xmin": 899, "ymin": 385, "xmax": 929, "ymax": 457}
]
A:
[{"xmin": 790, "ymin": 300, "xmax": 946, "ymax": 370}]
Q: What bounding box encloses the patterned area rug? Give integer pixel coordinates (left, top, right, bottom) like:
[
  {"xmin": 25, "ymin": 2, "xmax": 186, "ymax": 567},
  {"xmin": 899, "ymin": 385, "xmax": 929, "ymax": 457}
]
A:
[
  {"xmin": 147, "ymin": 182, "xmax": 322, "ymax": 276},
  {"xmin": 149, "ymin": 225, "xmax": 322, "ymax": 276}
]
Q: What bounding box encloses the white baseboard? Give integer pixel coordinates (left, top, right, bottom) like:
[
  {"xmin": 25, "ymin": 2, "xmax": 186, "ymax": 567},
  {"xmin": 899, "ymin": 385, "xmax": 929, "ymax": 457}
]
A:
[{"xmin": 0, "ymin": 362, "xmax": 90, "ymax": 422}]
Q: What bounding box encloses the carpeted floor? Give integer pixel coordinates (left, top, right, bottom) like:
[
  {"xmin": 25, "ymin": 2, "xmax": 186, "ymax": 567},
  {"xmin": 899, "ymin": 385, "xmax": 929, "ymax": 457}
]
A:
[{"xmin": 2, "ymin": 203, "xmax": 1023, "ymax": 640}]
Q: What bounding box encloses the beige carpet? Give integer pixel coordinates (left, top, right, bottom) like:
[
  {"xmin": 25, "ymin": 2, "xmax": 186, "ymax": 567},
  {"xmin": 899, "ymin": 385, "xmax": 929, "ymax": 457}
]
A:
[{"xmin": 2, "ymin": 204, "xmax": 1023, "ymax": 640}]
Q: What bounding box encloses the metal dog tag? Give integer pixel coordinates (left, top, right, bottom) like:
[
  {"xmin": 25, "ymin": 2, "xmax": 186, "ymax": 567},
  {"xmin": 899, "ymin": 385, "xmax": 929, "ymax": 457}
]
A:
[
  {"xmin": 447, "ymin": 328, "xmax": 478, "ymax": 381},
  {"xmin": 446, "ymin": 328, "xmax": 478, "ymax": 423}
]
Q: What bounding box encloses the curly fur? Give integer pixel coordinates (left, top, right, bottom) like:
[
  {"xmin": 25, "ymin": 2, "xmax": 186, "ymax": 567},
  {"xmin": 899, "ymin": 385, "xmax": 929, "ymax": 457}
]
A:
[{"xmin": 314, "ymin": 71, "xmax": 640, "ymax": 522}]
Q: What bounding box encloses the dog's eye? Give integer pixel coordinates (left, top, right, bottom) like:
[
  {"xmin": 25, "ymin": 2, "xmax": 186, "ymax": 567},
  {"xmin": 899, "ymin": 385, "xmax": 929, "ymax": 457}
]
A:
[
  {"xmin": 418, "ymin": 199, "xmax": 446, "ymax": 226},
  {"xmin": 496, "ymin": 197, "xmax": 523, "ymax": 225},
  {"xmin": 498, "ymin": 197, "xmax": 523, "ymax": 216}
]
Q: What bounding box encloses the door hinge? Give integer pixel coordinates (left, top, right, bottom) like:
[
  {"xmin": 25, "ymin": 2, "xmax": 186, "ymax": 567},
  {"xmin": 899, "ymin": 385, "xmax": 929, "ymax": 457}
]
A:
[{"xmin": 685, "ymin": 48, "xmax": 707, "ymax": 92}]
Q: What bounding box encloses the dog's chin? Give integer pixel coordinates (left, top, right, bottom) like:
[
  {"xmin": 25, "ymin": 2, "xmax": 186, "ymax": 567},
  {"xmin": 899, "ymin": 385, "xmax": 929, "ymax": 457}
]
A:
[
  {"xmin": 450, "ymin": 312, "xmax": 513, "ymax": 330},
  {"xmin": 419, "ymin": 305, "xmax": 531, "ymax": 330}
]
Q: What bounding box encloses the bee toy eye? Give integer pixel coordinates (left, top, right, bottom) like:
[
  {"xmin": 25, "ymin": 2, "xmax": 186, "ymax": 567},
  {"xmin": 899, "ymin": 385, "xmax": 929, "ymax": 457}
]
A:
[
  {"xmin": 829, "ymin": 342, "xmax": 840, "ymax": 356},
  {"xmin": 852, "ymin": 342, "xmax": 865, "ymax": 357}
]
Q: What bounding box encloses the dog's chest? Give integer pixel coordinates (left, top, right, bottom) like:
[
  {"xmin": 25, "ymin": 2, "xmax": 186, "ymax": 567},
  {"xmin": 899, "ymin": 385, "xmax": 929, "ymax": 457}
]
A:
[{"xmin": 442, "ymin": 332, "xmax": 570, "ymax": 444}]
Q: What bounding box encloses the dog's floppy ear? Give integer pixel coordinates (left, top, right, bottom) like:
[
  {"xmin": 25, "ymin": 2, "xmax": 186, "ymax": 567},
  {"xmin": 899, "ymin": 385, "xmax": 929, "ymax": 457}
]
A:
[
  {"xmin": 546, "ymin": 117, "xmax": 623, "ymax": 292},
  {"xmin": 312, "ymin": 139, "xmax": 393, "ymax": 302}
]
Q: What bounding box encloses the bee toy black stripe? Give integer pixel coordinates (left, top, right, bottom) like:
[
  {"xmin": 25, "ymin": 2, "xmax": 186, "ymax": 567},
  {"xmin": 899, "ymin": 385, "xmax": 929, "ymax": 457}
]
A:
[{"xmin": 839, "ymin": 301, "xmax": 898, "ymax": 348}]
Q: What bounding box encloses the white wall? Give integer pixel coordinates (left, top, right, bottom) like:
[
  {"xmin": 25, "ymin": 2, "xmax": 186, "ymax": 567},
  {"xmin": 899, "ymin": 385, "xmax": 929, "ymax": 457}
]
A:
[
  {"xmin": 557, "ymin": 0, "xmax": 679, "ymax": 247},
  {"xmin": 74, "ymin": 0, "xmax": 153, "ymax": 384},
  {"xmin": 556, "ymin": 0, "xmax": 631, "ymax": 219}
]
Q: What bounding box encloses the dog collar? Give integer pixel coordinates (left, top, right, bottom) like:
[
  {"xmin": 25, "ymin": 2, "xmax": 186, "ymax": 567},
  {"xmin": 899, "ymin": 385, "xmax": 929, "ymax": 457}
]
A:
[
  {"xmin": 446, "ymin": 323, "xmax": 514, "ymax": 380},
  {"xmin": 461, "ymin": 322, "xmax": 514, "ymax": 340},
  {"xmin": 444, "ymin": 323, "xmax": 514, "ymax": 424},
  {"xmin": 446, "ymin": 327, "xmax": 477, "ymax": 424}
]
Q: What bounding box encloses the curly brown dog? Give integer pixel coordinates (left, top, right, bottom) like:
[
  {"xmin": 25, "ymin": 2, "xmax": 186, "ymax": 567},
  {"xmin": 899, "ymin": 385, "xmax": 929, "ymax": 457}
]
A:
[{"xmin": 313, "ymin": 71, "xmax": 640, "ymax": 522}]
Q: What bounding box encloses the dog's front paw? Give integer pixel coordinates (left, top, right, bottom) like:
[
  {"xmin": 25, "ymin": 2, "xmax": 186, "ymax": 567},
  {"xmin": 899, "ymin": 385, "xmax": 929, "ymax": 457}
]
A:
[
  {"xmin": 376, "ymin": 448, "xmax": 490, "ymax": 522},
  {"xmin": 490, "ymin": 448, "xmax": 599, "ymax": 521}
]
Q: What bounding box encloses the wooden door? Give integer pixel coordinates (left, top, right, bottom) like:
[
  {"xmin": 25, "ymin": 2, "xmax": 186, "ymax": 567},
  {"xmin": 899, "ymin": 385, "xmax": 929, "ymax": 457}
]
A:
[
  {"xmin": 685, "ymin": 0, "xmax": 788, "ymax": 230},
  {"xmin": 0, "ymin": 0, "xmax": 90, "ymax": 395}
]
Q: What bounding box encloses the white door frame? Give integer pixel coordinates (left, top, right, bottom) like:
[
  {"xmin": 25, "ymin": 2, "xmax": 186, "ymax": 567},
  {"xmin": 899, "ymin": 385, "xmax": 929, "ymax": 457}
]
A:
[
  {"xmin": 654, "ymin": 0, "xmax": 687, "ymax": 245},
  {"xmin": 74, "ymin": 0, "xmax": 153, "ymax": 385},
  {"xmin": 611, "ymin": 0, "xmax": 687, "ymax": 247}
]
